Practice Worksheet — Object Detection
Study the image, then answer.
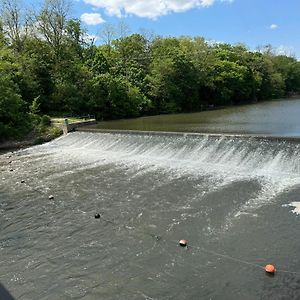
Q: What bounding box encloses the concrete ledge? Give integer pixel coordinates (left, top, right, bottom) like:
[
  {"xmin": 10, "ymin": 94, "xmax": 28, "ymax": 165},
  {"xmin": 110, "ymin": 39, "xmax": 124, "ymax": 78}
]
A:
[
  {"xmin": 78, "ymin": 127, "xmax": 300, "ymax": 143},
  {"xmin": 61, "ymin": 120, "xmax": 97, "ymax": 134}
]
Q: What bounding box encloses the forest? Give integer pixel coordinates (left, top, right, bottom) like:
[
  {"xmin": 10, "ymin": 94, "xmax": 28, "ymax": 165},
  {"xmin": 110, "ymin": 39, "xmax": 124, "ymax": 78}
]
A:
[{"xmin": 1, "ymin": 0, "xmax": 300, "ymax": 140}]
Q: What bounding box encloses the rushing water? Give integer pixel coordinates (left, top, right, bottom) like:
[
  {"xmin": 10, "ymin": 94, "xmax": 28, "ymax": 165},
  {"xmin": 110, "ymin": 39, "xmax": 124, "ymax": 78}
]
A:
[
  {"xmin": 84, "ymin": 98, "xmax": 300, "ymax": 136},
  {"xmin": 1, "ymin": 131, "xmax": 300, "ymax": 299}
]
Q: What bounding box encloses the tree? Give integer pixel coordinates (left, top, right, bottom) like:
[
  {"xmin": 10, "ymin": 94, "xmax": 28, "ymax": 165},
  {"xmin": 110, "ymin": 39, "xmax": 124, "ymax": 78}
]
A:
[
  {"xmin": 272, "ymin": 55, "xmax": 300, "ymax": 94},
  {"xmin": 65, "ymin": 19, "xmax": 84, "ymax": 59},
  {"xmin": 86, "ymin": 48, "xmax": 109, "ymax": 75},
  {"xmin": 117, "ymin": 20, "xmax": 130, "ymax": 39},
  {"xmin": 0, "ymin": 58, "xmax": 31, "ymax": 139},
  {"xmin": 36, "ymin": 0, "xmax": 71, "ymax": 61},
  {"xmin": 98, "ymin": 22, "xmax": 116, "ymax": 56},
  {"xmin": 88, "ymin": 73, "xmax": 150, "ymax": 119},
  {"xmin": 1, "ymin": 4, "xmax": 300, "ymax": 141},
  {"xmin": 112, "ymin": 34, "xmax": 151, "ymax": 90},
  {"xmin": 0, "ymin": 0, "xmax": 30, "ymax": 52},
  {"xmin": 0, "ymin": 19, "xmax": 7, "ymax": 46},
  {"xmin": 146, "ymin": 37, "xmax": 199, "ymax": 113}
]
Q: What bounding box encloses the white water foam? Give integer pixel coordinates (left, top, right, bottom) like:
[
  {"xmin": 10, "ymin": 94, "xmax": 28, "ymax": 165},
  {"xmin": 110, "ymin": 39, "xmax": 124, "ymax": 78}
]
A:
[
  {"xmin": 284, "ymin": 202, "xmax": 300, "ymax": 215},
  {"xmin": 17, "ymin": 132, "xmax": 300, "ymax": 219}
]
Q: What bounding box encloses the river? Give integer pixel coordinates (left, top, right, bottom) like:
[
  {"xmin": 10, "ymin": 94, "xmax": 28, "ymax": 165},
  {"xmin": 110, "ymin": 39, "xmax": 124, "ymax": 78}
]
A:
[
  {"xmin": 1, "ymin": 99, "xmax": 300, "ymax": 299},
  {"xmin": 84, "ymin": 98, "xmax": 300, "ymax": 136}
]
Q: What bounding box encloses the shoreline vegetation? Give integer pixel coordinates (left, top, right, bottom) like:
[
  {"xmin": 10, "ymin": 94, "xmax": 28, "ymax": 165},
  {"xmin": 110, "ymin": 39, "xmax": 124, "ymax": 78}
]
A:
[
  {"xmin": 1, "ymin": 95, "xmax": 300, "ymax": 154},
  {"xmin": 1, "ymin": 0, "xmax": 300, "ymax": 147},
  {"xmin": 0, "ymin": 118, "xmax": 62, "ymax": 153},
  {"xmin": 0, "ymin": 117, "xmax": 96, "ymax": 153}
]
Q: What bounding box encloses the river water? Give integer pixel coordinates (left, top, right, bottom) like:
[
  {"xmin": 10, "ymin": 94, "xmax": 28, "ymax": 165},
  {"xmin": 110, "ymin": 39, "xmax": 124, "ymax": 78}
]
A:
[
  {"xmin": 85, "ymin": 98, "xmax": 300, "ymax": 136},
  {"xmin": 1, "ymin": 99, "xmax": 300, "ymax": 299}
]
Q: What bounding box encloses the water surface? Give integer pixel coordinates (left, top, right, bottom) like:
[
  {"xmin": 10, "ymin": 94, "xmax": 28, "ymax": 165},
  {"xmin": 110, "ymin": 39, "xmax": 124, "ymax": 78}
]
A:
[
  {"xmin": 84, "ymin": 98, "xmax": 300, "ymax": 136},
  {"xmin": 1, "ymin": 132, "xmax": 300, "ymax": 299}
]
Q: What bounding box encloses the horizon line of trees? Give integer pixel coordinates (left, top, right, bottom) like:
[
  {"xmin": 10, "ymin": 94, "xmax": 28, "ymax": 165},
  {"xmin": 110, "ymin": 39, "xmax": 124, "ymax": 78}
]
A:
[{"xmin": 1, "ymin": 0, "xmax": 300, "ymax": 140}]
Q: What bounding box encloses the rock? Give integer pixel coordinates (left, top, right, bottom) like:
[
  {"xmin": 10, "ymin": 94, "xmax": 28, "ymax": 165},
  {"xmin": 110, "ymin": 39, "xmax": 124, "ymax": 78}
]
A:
[
  {"xmin": 95, "ymin": 213, "xmax": 101, "ymax": 219},
  {"xmin": 21, "ymin": 180, "xmax": 25, "ymax": 183},
  {"xmin": 49, "ymin": 195, "xmax": 54, "ymax": 200}
]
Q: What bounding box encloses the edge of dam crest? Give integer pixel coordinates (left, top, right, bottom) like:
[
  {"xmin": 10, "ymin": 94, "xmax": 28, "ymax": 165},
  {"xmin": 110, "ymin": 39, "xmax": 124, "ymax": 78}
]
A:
[{"xmin": 77, "ymin": 128, "xmax": 300, "ymax": 143}]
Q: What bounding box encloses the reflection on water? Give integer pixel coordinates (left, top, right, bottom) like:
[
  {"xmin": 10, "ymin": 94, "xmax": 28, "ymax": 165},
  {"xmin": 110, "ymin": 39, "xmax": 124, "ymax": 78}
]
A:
[
  {"xmin": 1, "ymin": 132, "xmax": 300, "ymax": 299},
  {"xmin": 84, "ymin": 98, "xmax": 300, "ymax": 136}
]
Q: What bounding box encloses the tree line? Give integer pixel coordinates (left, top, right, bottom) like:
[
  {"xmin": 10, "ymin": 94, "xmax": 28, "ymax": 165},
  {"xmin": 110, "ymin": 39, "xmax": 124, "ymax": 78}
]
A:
[{"xmin": 1, "ymin": 0, "xmax": 300, "ymax": 140}]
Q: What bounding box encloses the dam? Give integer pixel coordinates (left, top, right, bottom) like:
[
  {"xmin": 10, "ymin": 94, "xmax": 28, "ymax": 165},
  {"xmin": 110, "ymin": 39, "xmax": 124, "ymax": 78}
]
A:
[{"xmin": 1, "ymin": 130, "xmax": 300, "ymax": 299}]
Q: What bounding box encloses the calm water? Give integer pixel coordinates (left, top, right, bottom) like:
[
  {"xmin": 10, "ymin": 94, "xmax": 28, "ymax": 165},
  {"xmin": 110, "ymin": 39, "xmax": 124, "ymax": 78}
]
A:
[
  {"xmin": 84, "ymin": 98, "xmax": 300, "ymax": 136},
  {"xmin": 1, "ymin": 99, "xmax": 300, "ymax": 299}
]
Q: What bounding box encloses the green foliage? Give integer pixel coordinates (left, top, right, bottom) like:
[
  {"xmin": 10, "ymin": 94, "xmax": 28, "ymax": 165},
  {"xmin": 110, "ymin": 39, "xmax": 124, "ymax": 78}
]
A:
[
  {"xmin": 88, "ymin": 73, "xmax": 150, "ymax": 119},
  {"xmin": 40, "ymin": 115, "xmax": 51, "ymax": 127},
  {"xmin": 1, "ymin": 3, "xmax": 300, "ymax": 141},
  {"xmin": 86, "ymin": 49, "xmax": 110, "ymax": 75},
  {"xmin": 30, "ymin": 96, "xmax": 41, "ymax": 115},
  {"xmin": 0, "ymin": 71, "xmax": 31, "ymax": 140},
  {"xmin": 34, "ymin": 126, "xmax": 62, "ymax": 145}
]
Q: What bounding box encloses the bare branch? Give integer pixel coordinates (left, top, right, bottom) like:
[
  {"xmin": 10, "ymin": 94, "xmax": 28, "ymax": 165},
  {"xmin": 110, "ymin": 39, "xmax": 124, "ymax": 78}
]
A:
[{"xmin": 0, "ymin": 0, "xmax": 31, "ymax": 51}]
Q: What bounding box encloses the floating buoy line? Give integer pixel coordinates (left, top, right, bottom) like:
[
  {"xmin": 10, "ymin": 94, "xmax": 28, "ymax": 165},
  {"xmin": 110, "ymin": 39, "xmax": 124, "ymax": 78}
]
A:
[
  {"xmin": 104, "ymin": 220, "xmax": 300, "ymax": 277},
  {"xmin": 151, "ymin": 235, "xmax": 300, "ymax": 276},
  {"xmin": 101, "ymin": 218, "xmax": 300, "ymax": 277},
  {"xmin": 5, "ymin": 160, "xmax": 300, "ymax": 278}
]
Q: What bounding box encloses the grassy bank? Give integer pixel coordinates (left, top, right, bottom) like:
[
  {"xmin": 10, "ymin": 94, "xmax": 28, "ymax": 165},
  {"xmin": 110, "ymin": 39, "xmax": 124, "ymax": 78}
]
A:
[
  {"xmin": 0, "ymin": 116, "xmax": 98, "ymax": 153},
  {"xmin": 0, "ymin": 127, "xmax": 62, "ymax": 153},
  {"xmin": 0, "ymin": 117, "xmax": 63, "ymax": 153},
  {"xmin": 51, "ymin": 117, "xmax": 95, "ymax": 126}
]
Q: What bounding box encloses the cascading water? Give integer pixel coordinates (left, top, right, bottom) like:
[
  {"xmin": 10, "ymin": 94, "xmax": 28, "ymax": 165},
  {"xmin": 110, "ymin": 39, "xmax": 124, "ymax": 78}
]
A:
[{"xmin": 1, "ymin": 132, "xmax": 300, "ymax": 299}]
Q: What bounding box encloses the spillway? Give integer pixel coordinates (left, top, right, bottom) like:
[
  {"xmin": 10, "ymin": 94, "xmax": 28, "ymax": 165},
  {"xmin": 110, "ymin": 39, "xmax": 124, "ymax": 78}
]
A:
[{"xmin": 1, "ymin": 132, "xmax": 300, "ymax": 299}]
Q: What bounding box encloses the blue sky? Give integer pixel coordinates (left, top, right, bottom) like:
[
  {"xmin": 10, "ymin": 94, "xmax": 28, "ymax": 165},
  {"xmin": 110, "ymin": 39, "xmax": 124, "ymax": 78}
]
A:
[{"xmin": 59, "ymin": 0, "xmax": 300, "ymax": 58}]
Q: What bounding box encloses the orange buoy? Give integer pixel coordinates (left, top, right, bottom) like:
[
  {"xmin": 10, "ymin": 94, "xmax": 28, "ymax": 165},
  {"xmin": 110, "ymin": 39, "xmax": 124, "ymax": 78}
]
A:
[
  {"xmin": 265, "ymin": 264, "xmax": 276, "ymax": 274},
  {"xmin": 179, "ymin": 239, "xmax": 188, "ymax": 247}
]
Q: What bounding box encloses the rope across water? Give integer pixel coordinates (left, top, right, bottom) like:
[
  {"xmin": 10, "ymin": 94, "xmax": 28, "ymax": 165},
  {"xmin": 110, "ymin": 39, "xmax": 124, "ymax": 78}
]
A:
[{"xmin": 4, "ymin": 152, "xmax": 300, "ymax": 277}]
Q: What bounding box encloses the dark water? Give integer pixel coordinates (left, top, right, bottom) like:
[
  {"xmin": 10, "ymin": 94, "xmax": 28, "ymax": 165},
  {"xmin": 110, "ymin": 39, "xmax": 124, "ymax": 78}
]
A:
[
  {"xmin": 85, "ymin": 98, "xmax": 300, "ymax": 136},
  {"xmin": 1, "ymin": 132, "xmax": 300, "ymax": 299}
]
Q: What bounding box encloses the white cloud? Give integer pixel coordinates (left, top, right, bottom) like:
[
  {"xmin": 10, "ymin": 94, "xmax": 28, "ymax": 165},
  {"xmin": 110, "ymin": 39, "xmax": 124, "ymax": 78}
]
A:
[
  {"xmin": 83, "ymin": 0, "xmax": 232, "ymax": 19},
  {"xmin": 269, "ymin": 24, "xmax": 278, "ymax": 30},
  {"xmin": 80, "ymin": 13, "xmax": 105, "ymax": 25}
]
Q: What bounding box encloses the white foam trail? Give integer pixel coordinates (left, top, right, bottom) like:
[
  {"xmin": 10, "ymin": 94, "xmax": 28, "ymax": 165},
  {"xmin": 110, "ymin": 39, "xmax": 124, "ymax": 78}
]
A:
[{"xmin": 21, "ymin": 132, "xmax": 300, "ymax": 216}]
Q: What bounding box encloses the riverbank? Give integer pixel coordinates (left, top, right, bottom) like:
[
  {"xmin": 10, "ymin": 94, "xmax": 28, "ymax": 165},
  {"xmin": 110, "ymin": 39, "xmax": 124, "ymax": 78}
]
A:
[
  {"xmin": 0, "ymin": 116, "xmax": 96, "ymax": 154},
  {"xmin": 0, "ymin": 126, "xmax": 62, "ymax": 154}
]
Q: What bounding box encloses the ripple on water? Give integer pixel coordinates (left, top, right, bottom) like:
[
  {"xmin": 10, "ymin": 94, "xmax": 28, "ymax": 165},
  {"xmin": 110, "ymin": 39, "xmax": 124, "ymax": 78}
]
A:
[{"xmin": 1, "ymin": 132, "xmax": 300, "ymax": 299}]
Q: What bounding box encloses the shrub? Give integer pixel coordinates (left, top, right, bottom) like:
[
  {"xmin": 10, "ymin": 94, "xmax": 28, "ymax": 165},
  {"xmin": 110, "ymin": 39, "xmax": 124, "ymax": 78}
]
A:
[{"xmin": 40, "ymin": 115, "xmax": 51, "ymax": 127}]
